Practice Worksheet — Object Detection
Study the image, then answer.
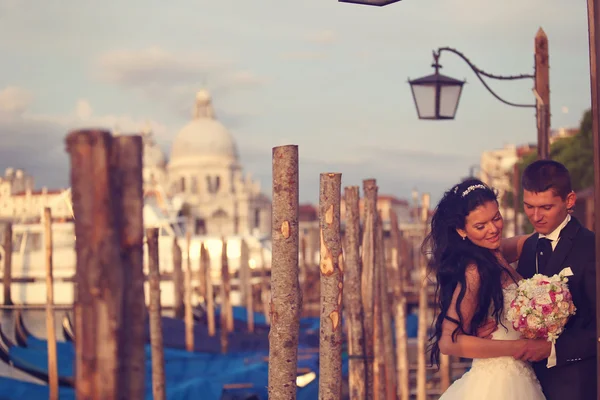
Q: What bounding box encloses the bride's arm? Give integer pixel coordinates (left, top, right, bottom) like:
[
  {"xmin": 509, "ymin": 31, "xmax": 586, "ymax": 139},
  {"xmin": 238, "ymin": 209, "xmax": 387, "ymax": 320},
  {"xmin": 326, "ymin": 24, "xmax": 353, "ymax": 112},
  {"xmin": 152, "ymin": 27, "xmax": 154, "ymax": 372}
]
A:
[
  {"xmin": 439, "ymin": 265, "xmax": 524, "ymax": 359},
  {"xmin": 499, "ymin": 234, "xmax": 533, "ymax": 264}
]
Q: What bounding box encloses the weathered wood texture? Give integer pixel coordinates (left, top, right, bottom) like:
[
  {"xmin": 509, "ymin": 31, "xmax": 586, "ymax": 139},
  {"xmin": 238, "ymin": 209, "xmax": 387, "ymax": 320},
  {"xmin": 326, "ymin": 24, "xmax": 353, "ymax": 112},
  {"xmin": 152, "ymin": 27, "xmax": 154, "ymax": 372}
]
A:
[
  {"xmin": 202, "ymin": 244, "xmax": 216, "ymax": 336},
  {"xmin": 3, "ymin": 223, "xmax": 12, "ymax": 306},
  {"xmin": 44, "ymin": 208, "xmax": 58, "ymax": 400},
  {"xmin": 147, "ymin": 228, "xmax": 166, "ymax": 400},
  {"xmin": 111, "ymin": 135, "xmax": 146, "ymax": 400},
  {"xmin": 318, "ymin": 173, "xmax": 343, "ymax": 400},
  {"xmin": 300, "ymin": 235, "xmax": 308, "ymax": 302},
  {"xmin": 267, "ymin": 145, "xmax": 301, "ymax": 400},
  {"xmin": 197, "ymin": 241, "xmax": 207, "ymax": 304},
  {"xmin": 361, "ymin": 179, "xmax": 378, "ymax": 399},
  {"xmin": 260, "ymin": 248, "xmax": 271, "ymax": 325},
  {"xmin": 66, "ymin": 129, "xmax": 145, "ymax": 399},
  {"xmin": 373, "ymin": 213, "xmax": 387, "ymax": 399},
  {"xmin": 240, "ymin": 239, "xmax": 254, "ymax": 332},
  {"xmin": 377, "ymin": 213, "xmax": 396, "ymax": 400},
  {"xmin": 343, "ymin": 186, "xmax": 367, "ymax": 400},
  {"xmin": 221, "ymin": 239, "xmax": 233, "ymax": 332},
  {"xmin": 417, "ymin": 193, "xmax": 431, "ymax": 400},
  {"xmin": 390, "ymin": 210, "xmax": 409, "ymax": 400},
  {"xmin": 220, "ymin": 239, "xmax": 231, "ymax": 353},
  {"xmin": 535, "ymin": 28, "xmax": 550, "ymax": 159},
  {"xmin": 172, "ymin": 238, "xmax": 184, "ymax": 319},
  {"xmin": 184, "ymin": 228, "xmax": 194, "ymax": 352}
]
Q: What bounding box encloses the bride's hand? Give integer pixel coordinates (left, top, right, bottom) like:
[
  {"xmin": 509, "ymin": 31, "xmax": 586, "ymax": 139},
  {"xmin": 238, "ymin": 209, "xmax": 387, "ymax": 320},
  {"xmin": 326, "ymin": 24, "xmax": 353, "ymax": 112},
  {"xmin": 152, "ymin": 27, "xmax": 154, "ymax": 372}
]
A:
[{"xmin": 512, "ymin": 339, "xmax": 552, "ymax": 362}]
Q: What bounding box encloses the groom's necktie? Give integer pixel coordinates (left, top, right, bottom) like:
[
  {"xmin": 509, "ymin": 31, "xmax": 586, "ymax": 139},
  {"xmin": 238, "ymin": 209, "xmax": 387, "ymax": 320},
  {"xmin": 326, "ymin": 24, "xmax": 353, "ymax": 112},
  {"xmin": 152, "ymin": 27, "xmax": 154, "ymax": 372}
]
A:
[{"xmin": 536, "ymin": 237, "xmax": 553, "ymax": 273}]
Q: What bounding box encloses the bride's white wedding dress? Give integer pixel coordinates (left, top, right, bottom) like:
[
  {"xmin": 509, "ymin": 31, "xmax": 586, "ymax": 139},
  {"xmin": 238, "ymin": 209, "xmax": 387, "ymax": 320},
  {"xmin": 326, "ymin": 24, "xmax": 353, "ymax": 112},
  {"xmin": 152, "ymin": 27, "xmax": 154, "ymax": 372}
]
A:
[{"xmin": 439, "ymin": 283, "xmax": 546, "ymax": 400}]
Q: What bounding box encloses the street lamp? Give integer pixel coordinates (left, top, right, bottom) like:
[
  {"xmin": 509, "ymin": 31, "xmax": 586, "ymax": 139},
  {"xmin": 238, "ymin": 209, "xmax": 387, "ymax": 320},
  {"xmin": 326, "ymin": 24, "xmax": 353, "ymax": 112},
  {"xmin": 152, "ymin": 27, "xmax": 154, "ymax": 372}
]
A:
[
  {"xmin": 338, "ymin": 0, "xmax": 402, "ymax": 5},
  {"xmin": 408, "ymin": 51, "xmax": 465, "ymax": 120},
  {"xmin": 408, "ymin": 30, "xmax": 551, "ymax": 161},
  {"xmin": 409, "ymin": 47, "xmax": 537, "ymax": 116}
]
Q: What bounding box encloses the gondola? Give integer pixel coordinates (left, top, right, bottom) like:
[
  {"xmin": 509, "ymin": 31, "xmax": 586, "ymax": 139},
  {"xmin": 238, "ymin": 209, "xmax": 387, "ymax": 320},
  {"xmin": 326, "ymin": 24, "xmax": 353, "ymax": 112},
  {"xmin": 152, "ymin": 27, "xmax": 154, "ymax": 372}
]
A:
[
  {"xmin": 62, "ymin": 311, "xmax": 320, "ymax": 354},
  {"xmin": 14, "ymin": 310, "xmax": 31, "ymax": 348},
  {"xmin": 62, "ymin": 313, "xmax": 74, "ymax": 342},
  {"xmin": 0, "ymin": 321, "xmax": 74, "ymax": 387}
]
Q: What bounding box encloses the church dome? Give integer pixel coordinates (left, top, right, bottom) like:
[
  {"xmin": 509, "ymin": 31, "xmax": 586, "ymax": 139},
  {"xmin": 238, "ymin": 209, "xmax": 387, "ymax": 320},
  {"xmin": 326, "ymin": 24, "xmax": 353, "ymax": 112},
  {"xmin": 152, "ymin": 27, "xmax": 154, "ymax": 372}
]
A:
[{"xmin": 169, "ymin": 90, "xmax": 238, "ymax": 165}]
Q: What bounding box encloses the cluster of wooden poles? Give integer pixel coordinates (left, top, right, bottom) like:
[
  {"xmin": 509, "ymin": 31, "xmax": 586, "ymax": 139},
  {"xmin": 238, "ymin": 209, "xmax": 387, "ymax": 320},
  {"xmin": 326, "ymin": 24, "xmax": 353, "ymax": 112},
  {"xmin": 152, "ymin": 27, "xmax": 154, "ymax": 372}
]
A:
[
  {"xmin": 62, "ymin": 129, "xmax": 275, "ymax": 400},
  {"xmin": 268, "ymin": 145, "xmax": 455, "ymax": 400},
  {"xmin": 0, "ymin": 130, "xmax": 461, "ymax": 400}
]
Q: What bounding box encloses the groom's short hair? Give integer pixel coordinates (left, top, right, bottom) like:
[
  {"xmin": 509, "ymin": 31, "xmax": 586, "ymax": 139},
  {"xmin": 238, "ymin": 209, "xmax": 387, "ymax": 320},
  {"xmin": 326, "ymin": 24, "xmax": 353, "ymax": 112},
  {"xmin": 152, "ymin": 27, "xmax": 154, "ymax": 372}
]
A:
[{"xmin": 522, "ymin": 159, "xmax": 572, "ymax": 199}]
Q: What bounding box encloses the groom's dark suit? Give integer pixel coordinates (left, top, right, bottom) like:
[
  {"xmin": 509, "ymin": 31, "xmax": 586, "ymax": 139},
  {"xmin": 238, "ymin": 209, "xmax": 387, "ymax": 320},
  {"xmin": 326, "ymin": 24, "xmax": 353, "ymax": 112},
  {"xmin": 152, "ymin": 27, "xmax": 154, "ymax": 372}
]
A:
[{"xmin": 518, "ymin": 216, "xmax": 597, "ymax": 400}]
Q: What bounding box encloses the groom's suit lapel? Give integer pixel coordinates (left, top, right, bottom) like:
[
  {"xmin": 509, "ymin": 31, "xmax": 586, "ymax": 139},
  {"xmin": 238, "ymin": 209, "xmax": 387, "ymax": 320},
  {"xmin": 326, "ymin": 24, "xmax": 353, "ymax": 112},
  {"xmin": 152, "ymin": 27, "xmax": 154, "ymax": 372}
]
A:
[
  {"xmin": 521, "ymin": 236, "xmax": 539, "ymax": 279},
  {"xmin": 543, "ymin": 217, "xmax": 581, "ymax": 276}
]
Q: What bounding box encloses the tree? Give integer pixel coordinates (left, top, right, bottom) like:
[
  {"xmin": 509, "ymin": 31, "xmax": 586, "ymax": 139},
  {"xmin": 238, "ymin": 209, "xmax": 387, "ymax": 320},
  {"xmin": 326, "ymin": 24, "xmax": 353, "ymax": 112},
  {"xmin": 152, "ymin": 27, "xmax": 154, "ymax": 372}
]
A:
[{"xmin": 508, "ymin": 109, "xmax": 593, "ymax": 233}]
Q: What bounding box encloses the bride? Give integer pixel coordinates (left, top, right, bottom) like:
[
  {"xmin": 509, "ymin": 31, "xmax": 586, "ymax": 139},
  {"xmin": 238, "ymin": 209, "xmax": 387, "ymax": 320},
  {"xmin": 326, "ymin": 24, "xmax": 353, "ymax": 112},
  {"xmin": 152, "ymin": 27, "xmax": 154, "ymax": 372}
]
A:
[{"xmin": 423, "ymin": 179, "xmax": 546, "ymax": 400}]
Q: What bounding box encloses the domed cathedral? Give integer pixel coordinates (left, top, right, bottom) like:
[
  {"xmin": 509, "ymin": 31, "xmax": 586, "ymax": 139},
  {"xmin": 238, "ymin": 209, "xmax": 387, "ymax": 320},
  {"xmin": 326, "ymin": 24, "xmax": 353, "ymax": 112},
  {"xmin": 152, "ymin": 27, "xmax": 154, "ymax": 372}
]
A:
[{"xmin": 142, "ymin": 90, "xmax": 271, "ymax": 238}]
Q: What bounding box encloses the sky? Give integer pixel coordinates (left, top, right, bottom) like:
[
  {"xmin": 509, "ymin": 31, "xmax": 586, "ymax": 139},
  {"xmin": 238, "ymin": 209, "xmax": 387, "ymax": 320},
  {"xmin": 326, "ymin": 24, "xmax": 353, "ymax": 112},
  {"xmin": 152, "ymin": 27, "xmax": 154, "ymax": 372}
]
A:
[{"xmin": 0, "ymin": 0, "xmax": 591, "ymax": 205}]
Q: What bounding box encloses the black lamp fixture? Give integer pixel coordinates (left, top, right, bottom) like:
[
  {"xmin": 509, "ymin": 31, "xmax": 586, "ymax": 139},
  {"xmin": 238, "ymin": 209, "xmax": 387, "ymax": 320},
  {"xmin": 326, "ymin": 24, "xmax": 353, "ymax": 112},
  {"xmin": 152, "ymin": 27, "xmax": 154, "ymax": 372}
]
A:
[{"xmin": 408, "ymin": 51, "xmax": 465, "ymax": 120}]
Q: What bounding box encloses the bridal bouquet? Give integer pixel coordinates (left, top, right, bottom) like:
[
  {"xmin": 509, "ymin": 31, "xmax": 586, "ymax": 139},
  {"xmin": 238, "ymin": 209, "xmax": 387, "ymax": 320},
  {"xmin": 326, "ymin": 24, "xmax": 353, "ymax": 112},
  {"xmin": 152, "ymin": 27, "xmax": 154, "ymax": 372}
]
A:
[{"xmin": 506, "ymin": 269, "xmax": 577, "ymax": 343}]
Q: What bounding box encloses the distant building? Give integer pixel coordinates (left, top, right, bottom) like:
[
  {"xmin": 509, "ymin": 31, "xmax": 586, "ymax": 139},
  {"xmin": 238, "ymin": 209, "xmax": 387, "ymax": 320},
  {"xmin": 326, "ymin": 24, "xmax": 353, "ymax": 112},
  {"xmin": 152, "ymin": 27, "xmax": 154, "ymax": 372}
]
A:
[
  {"xmin": 550, "ymin": 127, "xmax": 578, "ymax": 144},
  {"xmin": 0, "ymin": 90, "xmax": 272, "ymax": 239},
  {"xmin": 142, "ymin": 90, "xmax": 272, "ymax": 238},
  {"xmin": 0, "ymin": 168, "xmax": 71, "ymax": 222}
]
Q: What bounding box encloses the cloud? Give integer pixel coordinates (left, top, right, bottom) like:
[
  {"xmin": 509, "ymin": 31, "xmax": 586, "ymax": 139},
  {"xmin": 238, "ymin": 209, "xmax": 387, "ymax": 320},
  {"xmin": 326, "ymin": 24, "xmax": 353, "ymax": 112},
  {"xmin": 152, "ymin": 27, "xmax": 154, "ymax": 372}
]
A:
[
  {"xmin": 93, "ymin": 47, "xmax": 265, "ymax": 119},
  {"xmin": 0, "ymin": 87, "xmax": 170, "ymax": 189},
  {"xmin": 238, "ymin": 141, "xmax": 474, "ymax": 203},
  {"xmin": 75, "ymin": 99, "xmax": 93, "ymax": 120},
  {"xmin": 95, "ymin": 47, "xmax": 227, "ymax": 87},
  {"xmin": 0, "ymin": 86, "xmax": 33, "ymax": 114}
]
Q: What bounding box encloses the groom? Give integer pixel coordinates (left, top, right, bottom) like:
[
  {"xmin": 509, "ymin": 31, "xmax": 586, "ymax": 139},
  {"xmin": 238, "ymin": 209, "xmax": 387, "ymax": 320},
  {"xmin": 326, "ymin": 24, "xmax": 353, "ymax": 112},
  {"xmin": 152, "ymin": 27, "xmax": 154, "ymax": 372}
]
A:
[{"xmin": 513, "ymin": 160, "xmax": 596, "ymax": 400}]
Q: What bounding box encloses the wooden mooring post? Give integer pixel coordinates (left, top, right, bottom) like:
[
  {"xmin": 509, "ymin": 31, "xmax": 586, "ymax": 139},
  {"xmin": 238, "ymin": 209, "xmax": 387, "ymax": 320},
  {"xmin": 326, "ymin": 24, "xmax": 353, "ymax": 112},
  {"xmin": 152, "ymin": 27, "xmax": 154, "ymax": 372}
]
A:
[
  {"xmin": 3, "ymin": 222, "xmax": 12, "ymax": 306},
  {"xmin": 44, "ymin": 208, "xmax": 58, "ymax": 400},
  {"xmin": 172, "ymin": 238, "xmax": 184, "ymax": 319},
  {"xmin": 343, "ymin": 186, "xmax": 367, "ymax": 400},
  {"xmin": 240, "ymin": 238, "xmax": 254, "ymax": 333},
  {"xmin": 416, "ymin": 193, "xmax": 430, "ymax": 400},
  {"xmin": 66, "ymin": 129, "xmax": 145, "ymax": 399},
  {"xmin": 318, "ymin": 173, "xmax": 343, "ymax": 399},
  {"xmin": 112, "ymin": 134, "xmax": 147, "ymax": 400},
  {"xmin": 184, "ymin": 226, "xmax": 194, "ymax": 352},
  {"xmin": 373, "ymin": 213, "xmax": 387, "ymax": 399},
  {"xmin": 390, "ymin": 210, "xmax": 409, "ymax": 400},
  {"xmin": 377, "ymin": 212, "xmax": 396, "ymax": 400},
  {"xmin": 361, "ymin": 178, "xmax": 378, "ymax": 399},
  {"xmin": 147, "ymin": 228, "xmax": 166, "ymax": 400},
  {"xmin": 202, "ymin": 244, "xmax": 216, "ymax": 336},
  {"xmin": 267, "ymin": 145, "xmax": 301, "ymax": 400}
]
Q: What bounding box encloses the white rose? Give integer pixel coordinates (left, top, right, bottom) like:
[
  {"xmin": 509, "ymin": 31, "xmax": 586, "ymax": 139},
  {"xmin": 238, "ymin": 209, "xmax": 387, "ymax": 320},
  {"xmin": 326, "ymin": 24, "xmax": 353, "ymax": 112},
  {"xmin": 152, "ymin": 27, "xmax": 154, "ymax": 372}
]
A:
[{"xmin": 535, "ymin": 293, "xmax": 553, "ymax": 305}]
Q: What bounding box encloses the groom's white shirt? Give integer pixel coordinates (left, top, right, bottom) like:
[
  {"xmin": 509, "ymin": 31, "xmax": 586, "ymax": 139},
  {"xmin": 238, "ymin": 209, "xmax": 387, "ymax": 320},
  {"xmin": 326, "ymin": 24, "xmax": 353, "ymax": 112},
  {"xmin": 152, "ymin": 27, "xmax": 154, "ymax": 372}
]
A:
[{"xmin": 536, "ymin": 213, "xmax": 571, "ymax": 368}]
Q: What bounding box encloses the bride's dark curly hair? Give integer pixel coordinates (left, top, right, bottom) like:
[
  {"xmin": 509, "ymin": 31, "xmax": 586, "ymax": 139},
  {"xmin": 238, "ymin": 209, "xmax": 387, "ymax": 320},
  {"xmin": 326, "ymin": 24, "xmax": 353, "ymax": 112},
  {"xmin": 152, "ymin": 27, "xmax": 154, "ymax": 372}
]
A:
[{"xmin": 422, "ymin": 178, "xmax": 513, "ymax": 367}]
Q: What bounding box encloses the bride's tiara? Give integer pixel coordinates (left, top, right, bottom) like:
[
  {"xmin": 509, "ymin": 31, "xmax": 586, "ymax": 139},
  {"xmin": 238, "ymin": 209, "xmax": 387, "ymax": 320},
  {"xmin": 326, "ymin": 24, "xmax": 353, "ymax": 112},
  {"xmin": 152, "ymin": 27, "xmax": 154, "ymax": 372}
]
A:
[{"xmin": 460, "ymin": 184, "xmax": 487, "ymax": 198}]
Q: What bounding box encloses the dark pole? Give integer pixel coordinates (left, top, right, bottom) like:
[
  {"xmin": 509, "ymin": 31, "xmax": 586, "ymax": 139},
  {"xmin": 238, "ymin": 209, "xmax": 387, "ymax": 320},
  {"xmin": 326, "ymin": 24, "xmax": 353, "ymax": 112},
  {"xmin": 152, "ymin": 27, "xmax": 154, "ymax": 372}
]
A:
[
  {"xmin": 586, "ymin": 0, "xmax": 600, "ymax": 396},
  {"xmin": 512, "ymin": 163, "xmax": 520, "ymax": 236},
  {"xmin": 535, "ymin": 28, "xmax": 550, "ymax": 160}
]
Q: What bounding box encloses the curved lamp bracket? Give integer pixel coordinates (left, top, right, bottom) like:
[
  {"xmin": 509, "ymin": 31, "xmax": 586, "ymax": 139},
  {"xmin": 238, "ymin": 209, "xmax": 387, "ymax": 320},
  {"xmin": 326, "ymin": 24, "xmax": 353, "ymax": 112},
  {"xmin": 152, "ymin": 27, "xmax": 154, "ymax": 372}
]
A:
[{"xmin": 435, "ymin": 47, "xmax": 536, "ymax": 109}]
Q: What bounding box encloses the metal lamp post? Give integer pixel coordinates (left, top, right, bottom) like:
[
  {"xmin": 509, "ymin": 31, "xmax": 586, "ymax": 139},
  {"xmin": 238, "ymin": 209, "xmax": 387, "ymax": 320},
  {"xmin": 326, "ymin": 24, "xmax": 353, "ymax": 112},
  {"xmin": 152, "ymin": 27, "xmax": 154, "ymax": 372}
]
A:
[
  {"xmin": 408, "ymin": 42, "xmax": 549, "ymax": 159},
  {"xmin": 586, "ymin": 0, "xmax": 600, "ymax": 391}
]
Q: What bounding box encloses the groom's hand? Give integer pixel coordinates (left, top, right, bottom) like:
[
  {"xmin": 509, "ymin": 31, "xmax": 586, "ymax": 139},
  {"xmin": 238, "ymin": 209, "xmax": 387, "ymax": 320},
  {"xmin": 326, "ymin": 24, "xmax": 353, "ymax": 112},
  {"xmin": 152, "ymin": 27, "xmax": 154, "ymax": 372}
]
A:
[
  {"xmin": 476, "ymin": 319, "xmax": 497, "ymax": 339},
  {"xmin": 513, "ymin": 339, "xmax": 552, "ymax": 362}
]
